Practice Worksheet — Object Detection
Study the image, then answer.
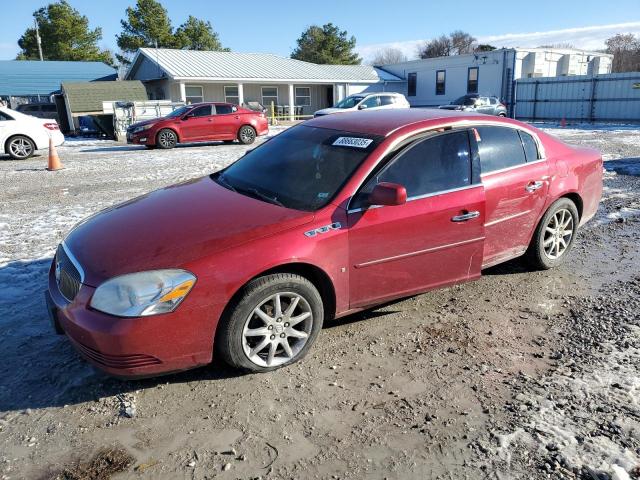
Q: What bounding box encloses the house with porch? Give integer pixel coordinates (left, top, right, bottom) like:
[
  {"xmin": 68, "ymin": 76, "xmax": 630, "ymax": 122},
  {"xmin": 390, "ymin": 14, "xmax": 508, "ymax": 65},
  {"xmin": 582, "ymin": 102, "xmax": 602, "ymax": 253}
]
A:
[{"xmin": 125, "ymin": 48, "xmax": 403, "ymax": 119}]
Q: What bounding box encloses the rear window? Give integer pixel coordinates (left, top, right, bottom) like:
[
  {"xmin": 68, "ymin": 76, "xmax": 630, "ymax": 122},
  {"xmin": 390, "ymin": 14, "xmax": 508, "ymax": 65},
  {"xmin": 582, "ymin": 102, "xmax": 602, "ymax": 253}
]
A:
[
  {"xmin": 519, "ymin": 131, "xmax": 540, "ymax": 161},
  {"xmin": 476, "ymin": 126, "xmax": 526, "ymax": 173}
]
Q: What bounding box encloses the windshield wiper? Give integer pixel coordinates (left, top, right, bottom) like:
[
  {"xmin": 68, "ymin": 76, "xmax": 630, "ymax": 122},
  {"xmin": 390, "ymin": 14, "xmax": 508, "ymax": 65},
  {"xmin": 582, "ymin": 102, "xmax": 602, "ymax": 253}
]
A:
[
  {"xmin": 215, "ymin": 173, "xmax": 237, "ymax": 193},
  {"xmin": 236, "ymin": 186, "xmax": 285, "ymax": 208}
]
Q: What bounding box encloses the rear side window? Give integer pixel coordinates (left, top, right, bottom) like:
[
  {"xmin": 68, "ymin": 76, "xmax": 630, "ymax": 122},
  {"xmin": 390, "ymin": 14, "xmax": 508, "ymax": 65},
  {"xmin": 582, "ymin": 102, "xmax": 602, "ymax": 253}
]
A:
[
  {"xmin": 380, "ymin": 95, "xmax": 395, "ymax": 106},
  {"xmin": 519, "ymin": 131, "xmax": 540, "ymax": 161},
  {"xmin": 215, "ymin": 104, "xmax": 233, "ymax": 114},
  {"xmin": 476, "ymin": 126, "xmax": 526, "ymax": 173},
  {"xmin": 354, "ymin": 131, "xmax": 471, "ymax": 206}
]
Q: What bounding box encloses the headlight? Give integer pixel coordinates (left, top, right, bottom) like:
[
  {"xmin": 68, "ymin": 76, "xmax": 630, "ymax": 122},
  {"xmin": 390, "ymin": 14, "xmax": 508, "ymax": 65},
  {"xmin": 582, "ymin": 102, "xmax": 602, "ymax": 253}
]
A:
[
  {"xmin": 132, "ymin": 124, "xmax": 153, "ymax": 134},
  {"xmin": 90, "ymin": 269, "xmax": 196, "ymax": 317}
]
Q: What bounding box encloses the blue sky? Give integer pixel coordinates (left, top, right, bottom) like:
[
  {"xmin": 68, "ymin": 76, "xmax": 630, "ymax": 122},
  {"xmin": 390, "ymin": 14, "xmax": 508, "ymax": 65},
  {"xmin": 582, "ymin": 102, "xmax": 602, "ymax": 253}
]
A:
[{"xmin": 1, "ymin": 0, "xmax": 639, "ymax": 61}]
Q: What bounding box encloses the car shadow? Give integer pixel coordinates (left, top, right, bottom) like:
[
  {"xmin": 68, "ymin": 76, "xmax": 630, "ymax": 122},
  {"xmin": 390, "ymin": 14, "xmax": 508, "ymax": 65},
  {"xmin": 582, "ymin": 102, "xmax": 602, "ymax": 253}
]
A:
[
  {"xmin": 482, "ymin": 257, "xmax": 531, "ymax": 276},
  {"xmin": 605, "ymin": 157, "xmax": 640, "ymax": 177},
  {"xmin": 79, "ymin": 141, "xmax": 235, "ymax": 153}
]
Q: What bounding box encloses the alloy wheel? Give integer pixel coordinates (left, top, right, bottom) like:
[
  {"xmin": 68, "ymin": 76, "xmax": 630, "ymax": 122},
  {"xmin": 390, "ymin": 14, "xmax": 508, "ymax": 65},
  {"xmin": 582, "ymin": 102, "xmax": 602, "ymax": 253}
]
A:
[
  {"xmin": 9, "ymin": 138, "xmax": 33, "ymax": 159},
  {"xmin": 242, "ymin": 292, "xmax": 313, "ymax": 367},
  {"xmin": 240, "ymin": 127, "xmax": 255, "ymax": 143},
  {"xmin": 543, "ymin": 208, "xmax": 574, "ymax": 259},
  {"xmin": 158, "ymin": 130, "xmax": 176, "ymax": 148}
]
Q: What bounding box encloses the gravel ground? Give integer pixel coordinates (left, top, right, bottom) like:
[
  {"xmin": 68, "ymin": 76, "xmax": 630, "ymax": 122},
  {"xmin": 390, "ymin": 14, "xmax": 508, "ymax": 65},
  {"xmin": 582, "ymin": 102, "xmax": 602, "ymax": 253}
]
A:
[{"xmin": 0, "ymin": 124, "xmax": 639, "ymax": 480}]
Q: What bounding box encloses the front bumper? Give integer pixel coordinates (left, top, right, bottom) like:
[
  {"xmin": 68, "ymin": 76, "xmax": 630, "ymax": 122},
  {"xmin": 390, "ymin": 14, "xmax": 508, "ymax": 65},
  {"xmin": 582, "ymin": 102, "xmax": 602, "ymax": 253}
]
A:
[
  {"xmin": 46, "ymin": 260, "xmax": 214, "ymax": 378},
  {"xmin": 126, "ymin": 131, "xmax": 152, "ymax": 145}
]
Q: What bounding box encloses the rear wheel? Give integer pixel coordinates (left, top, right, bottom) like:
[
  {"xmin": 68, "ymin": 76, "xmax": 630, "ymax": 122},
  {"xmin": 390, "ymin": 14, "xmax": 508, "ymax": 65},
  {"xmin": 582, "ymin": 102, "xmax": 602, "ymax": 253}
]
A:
[
  {"xmin": 498, "ymin": 112, "xmax": 507, "ymax": 117},
  {"xmin": 217, "ymin": 273, "xmax": 324, "ymax": 372},
  {"xmin": 525, "ymin": 198, "xmax": 579, "ymax": 270},
  {"xmin": 237, "ymin": 125, "xmax": 256, "ymax": 145},
  {"xmin": 6, "ymin": 135, "xmax": 36, "ymax": 159},
  {"xmin": 156, "ymin": 129, "xmax": 177, "ymax": 149}
]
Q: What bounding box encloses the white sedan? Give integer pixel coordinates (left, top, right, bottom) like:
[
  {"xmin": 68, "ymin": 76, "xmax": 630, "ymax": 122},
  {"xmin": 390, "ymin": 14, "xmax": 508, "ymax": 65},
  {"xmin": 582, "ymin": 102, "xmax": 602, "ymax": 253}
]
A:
[
  {"xmin": 314, "ymin": 92, "xmax": 410, "ymax": 117},
  {"xmin": 0, "ymin": 107, "xmax": 64, "ymax": 159}
]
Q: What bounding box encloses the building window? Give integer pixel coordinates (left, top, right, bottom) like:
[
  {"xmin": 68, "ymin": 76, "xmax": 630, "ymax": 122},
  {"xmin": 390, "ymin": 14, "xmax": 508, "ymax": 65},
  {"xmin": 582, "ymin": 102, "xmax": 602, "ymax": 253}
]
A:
[
  {"xmin": 436, "ymin": 70, "xmax": 446, "ymax": 95},
  {"xmin": 407, "ymin": 72, "xmax": 417, "ymax": 97},
  {"xmin": 261, "ymin": 86, "xmax": 278, "ymax": 107},
  {"xmin": 467, "ymin": 67, "xmax": 479, "ymax": 94},
  {"xmin": 185, "ymin": 85, "xmax": 203, "ymax": 104},
  {"xmin": 295, "ymin": 87, "xmax": 311, "ymax": 106},
  {"xmin": 224, "ymin": 86, "xmax": 239, "ymax": 104}
]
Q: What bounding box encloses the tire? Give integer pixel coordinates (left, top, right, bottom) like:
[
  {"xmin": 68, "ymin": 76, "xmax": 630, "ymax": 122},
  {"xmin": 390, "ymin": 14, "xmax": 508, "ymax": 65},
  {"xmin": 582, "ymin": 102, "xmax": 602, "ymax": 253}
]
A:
[
  {"xmin": 525, "ymin": 198, "xmax": 579, "ymax": 270},
  {"xmin": 498, "ymin": 112, "xmax": 507, "ymax": 117},
  {"xmin": 217, "ymin": 273, "xmax": 324, "ymax": 373},
  {"xmin": 156, "ymin": 129, "xmax": 178, "ymax": 149},
  {"xmin": 6, "ymin": 135, "xmax": 36, "ymax": 160},
  {"xmin": 237, "ymin": 125, "xmax": 256, "ymax": 145}
]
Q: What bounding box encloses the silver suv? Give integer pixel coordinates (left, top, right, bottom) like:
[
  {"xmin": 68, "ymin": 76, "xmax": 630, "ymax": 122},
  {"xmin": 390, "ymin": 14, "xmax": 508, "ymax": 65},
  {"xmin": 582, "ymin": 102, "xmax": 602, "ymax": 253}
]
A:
[
  {"xmin": 438, "ymin": 95, "xmax": 507, "ymax": 116},
  {"xmin": 314, "ymin": 92, "xmax": 410, "ymax": 117}
]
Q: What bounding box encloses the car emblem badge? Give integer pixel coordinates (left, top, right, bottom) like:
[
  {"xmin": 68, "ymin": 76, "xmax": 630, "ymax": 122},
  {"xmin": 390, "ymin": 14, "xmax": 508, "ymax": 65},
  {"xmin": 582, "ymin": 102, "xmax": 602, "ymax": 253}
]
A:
[{"xmin": 304, "ymin": 222, "xmax": 342, "ymax": 238}]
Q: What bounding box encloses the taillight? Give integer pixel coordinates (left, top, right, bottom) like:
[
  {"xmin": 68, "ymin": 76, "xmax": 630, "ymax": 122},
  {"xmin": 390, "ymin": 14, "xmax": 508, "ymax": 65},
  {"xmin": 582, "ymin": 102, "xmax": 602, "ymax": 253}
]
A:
[{"xmin": 43, "ymin": 123, "xmax": 59, "ymax": 131}]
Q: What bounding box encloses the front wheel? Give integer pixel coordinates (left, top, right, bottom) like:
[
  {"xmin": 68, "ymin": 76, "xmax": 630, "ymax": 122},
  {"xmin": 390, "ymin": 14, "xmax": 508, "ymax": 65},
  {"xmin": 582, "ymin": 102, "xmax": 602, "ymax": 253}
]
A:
[
  {"xmin": 217, "ymin": 274, "xmax": 324, "ymax": 372},
  {"xmin": 525, "ymin": 198, "xmax": 579, "ymax": 270},
  {"xmin": 7, "ymin": 135, "xmax": 36, "ymax": 159},
  {"xmin": 237, "ymin": 125, "xmax": 256, "ymax": 145},
  {"xmin": 156, "ymin": 129, "xmax": 177, "ymax": 149}
]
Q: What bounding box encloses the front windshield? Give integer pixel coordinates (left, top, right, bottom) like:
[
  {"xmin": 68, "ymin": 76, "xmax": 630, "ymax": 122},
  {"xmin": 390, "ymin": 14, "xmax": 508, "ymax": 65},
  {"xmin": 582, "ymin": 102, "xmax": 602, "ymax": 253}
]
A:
[
  {"xmin": 214, "ymin": 126, "xmax": 382, "ymax": 211},
  {"xmin": 334, "ymin": 95, "xmax": 365, "ymax": 109},
  {"xmin": 451, "ymin": 96, "xmax": 476, "ymax": 106},
  {"xmin": 165, "ymin": 106, "xmax": 191, "ymax": 118}
]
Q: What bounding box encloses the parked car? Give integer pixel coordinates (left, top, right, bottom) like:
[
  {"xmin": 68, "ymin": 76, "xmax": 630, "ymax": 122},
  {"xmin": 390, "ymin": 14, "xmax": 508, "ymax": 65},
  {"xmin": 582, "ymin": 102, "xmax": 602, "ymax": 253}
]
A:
[
  {"xmin": 314, "ymin": 92, "xmax": 409, "ymax": 117},
  {"xmin": 439, "ymin": 94, "xmax": 507, "ymax": 116},
  {"xmin": 0, "ymin": 107, "xmax": 64, "ymax": 160},
  {"xmin": 126, "ymin": 102, "xmax": 269, "ymax": 149},
  {"xmin": 47, "ymin": 109, "xmax": 603, "ymax": 378},
  {"xmin": 16, "ymin": 102, "xmax": 59, "ymax": 123}
]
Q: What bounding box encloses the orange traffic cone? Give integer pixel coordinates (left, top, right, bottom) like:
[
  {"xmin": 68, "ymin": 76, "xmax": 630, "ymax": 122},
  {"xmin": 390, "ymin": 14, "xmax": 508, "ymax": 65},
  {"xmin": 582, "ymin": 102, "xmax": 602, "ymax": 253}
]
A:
[{"xmin": 46, "ymin": 136, "xmax": 63, "ymax": 171}]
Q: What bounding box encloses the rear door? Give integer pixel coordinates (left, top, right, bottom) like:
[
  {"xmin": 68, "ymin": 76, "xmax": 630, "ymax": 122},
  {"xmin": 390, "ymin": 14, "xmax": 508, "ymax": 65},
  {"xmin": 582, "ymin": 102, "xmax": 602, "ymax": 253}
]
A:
[
  {"xmin": 474, "ymin": 126, "xmax": 549, "ymax": 267},
  {"xmin": 348, "ymin": 130, "xmax": 485, "ymax": 308},
  {"xmin": 211, "ymin": 104, "xmax": 240, "ymax": 138}
]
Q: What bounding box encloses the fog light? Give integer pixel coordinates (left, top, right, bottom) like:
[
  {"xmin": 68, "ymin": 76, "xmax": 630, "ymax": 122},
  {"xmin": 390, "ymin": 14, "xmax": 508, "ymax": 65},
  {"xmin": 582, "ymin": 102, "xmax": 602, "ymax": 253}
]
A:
[{"xmin": 140, "ymin": 137, "xmax": 147, "ymax": 142}]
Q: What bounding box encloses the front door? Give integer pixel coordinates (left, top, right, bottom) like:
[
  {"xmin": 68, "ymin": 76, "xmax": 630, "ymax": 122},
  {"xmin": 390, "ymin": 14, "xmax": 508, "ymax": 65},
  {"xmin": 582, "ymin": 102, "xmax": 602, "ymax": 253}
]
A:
[
  {"xmin": 348, "ymin": 130, "xmax": 485, "ymax": 308},
  {"xmin": 181, "ymin": 105, "xmax": 214, "ymax": 141},
  {"xmin": 473, "ymin": 126, "xmax": 550, "ymax": 266}
]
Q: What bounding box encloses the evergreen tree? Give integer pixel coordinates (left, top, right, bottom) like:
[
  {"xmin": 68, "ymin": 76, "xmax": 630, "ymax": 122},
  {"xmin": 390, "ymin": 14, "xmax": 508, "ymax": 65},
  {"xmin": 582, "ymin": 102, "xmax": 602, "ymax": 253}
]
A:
[
  {"xmin": 174, "ymin": 16, "xmax": 228, "ymax": 51},
  {"xmin": 291, "ymin": 23, "xmax": 360, "ymax": 65}
]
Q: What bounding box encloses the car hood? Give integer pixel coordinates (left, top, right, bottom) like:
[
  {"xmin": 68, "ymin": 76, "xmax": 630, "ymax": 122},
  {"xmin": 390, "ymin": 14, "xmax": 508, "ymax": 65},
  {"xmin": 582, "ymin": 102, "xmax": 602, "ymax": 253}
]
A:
[
  {"xmin": 128, "ymin": 118, "xmax": 160, "ymax": 130},
  {"xmin": 64, "ymin": 177, "xmax": 314, "ymax": 286},
  {"xmin": 314, "ymin": 107, "xmax": 352, "ymax": 116}
]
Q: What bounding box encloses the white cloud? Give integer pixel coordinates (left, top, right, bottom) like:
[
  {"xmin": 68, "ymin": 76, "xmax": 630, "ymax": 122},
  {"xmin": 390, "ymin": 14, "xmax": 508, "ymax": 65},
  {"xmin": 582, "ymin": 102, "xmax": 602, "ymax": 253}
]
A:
[{"xmin": 358, "ymin": 22, "xmax": 640, "ymax": 62}]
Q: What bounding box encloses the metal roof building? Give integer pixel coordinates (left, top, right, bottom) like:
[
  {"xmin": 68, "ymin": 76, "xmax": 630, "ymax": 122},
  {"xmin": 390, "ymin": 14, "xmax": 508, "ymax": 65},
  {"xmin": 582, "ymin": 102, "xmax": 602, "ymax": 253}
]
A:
[
  {"xmin": 126, "ymin": 48, "xmax": 403, "ymax": 119},
  {"xmin": 0, "ymin": 60, "xmax": 116, "ymax": 98}
]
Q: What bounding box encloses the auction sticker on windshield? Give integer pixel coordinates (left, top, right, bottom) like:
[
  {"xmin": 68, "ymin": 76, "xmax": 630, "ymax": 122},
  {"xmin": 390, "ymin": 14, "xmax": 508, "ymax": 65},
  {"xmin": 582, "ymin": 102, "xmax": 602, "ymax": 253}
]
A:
[{"xmin": 332, "ymin": 137, "xmax": 374, "ymax": 149}]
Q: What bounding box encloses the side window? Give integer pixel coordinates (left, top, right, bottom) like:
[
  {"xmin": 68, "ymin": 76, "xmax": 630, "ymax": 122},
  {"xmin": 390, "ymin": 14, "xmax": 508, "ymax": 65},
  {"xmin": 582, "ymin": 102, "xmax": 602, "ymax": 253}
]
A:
[
  {"xmin": 407, "ymin": 73, "xmax": 417, "ymax": 97},
  {"xmin": 0, "ymin": 111, "xmax": 13, "ymax": 121},
  {"xmin": 379, "ymin": 95, "xmax": 395, "ymax": 106},
  {"xmin": 189, "ymin": 105, "xmax": 212, "ymax": 117},
  {"xmin": 519, "ymin": 131, "xmax": 540, "ymax": 161},
  {"xmin": 215, "ymin": 104, "xmax": 233, "ymax": 115},
  {"xmin": 489, "ymin": 97, "xmax": 498, "ymax": 105},
  {"xmin": 467, "ymin": 67, "xmax": 479, "ymax": 94},
  {"xmin": 436, "ymin": 70, "xmax": 446, "ymax": 95},
  {"xmin": 475, "ymin": 126, "xmax": 527, "ymax": 173},
  {"xmin": 361, "ymin": 96, "xmax": 380, "ymax": 109},
  {"xmin": 353, "ymin": 131, "xmax": 471, "ymax": 207}
]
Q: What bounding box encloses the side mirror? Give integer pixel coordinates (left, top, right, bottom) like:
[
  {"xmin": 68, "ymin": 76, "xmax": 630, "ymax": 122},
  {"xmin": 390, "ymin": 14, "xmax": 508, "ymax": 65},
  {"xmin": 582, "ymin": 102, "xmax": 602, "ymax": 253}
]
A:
[
  {"xmin": 358, "ymin": 103, "xmax": 368, "ymax": 110},
  {"xmin": 368, "ymin": 182, "xmax": 407, "ymax": 206}
]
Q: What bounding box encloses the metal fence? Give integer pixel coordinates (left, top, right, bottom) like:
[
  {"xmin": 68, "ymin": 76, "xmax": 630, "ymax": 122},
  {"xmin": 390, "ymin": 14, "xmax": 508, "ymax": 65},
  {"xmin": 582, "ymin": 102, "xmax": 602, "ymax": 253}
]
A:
[{"xmin": 513, "ymin": 72, "xmax": 640, "ymax": 123}]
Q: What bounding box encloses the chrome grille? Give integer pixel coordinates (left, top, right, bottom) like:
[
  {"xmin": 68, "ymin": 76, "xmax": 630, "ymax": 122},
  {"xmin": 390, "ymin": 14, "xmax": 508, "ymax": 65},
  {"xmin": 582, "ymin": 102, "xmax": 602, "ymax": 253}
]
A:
[{"xmin": 56, "ymin": 244, "xmax": 82, "ymax": 301}]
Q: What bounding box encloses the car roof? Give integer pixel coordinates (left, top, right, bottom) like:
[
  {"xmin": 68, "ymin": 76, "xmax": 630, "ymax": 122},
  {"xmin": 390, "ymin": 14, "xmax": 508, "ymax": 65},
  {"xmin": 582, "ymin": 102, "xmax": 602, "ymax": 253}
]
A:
[{"xmin": 305, "ymin": 108, "xmax": 511, "ymax": 136}]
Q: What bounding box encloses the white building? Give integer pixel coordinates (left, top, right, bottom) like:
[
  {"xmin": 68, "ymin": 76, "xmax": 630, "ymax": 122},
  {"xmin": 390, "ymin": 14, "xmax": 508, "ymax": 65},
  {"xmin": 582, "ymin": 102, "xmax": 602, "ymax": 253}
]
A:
[
  {"xmin": 125, "ymin": 48, "xmax": 403, "ymax": 119},
  {"xmin": 379, "ymin": 48, "xmax": 613, "ymax": 108}
]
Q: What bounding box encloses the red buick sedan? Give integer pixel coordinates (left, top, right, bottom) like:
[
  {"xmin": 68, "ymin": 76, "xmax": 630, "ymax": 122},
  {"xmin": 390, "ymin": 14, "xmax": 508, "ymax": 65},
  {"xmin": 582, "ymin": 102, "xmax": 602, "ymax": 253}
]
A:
[
  {"xmin": 126, "ymin": 102, "xmax": 269, "ymax": 148},
  {"xmin": 47, "ymin": 109, "xmax": 603, "ymax": 378}
]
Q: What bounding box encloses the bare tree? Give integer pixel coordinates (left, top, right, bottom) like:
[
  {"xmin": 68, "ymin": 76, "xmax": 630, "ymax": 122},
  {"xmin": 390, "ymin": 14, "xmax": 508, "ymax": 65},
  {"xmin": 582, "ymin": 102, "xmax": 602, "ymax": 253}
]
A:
[
  {"xmin": 606, "ymin": 33, "xmax": 640, "ymax": 73},
  {"xmin": 417, "ymin": 31, "xmax": 478, "ymax": 58},
  {"xmin": 370, "ymin": 47, "xmax": 407, "ymax": 65}
]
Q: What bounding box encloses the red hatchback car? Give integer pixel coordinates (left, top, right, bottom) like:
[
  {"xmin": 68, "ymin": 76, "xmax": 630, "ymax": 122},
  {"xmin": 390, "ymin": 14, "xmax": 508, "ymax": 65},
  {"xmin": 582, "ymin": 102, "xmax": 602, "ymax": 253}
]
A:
[
  {"xmin": 126, "ymin": 102, "xmax": 269, "ymax": 148},
  {"xmin": 47, "ymin": 109, "xmax": 603, "ymax": 378}
]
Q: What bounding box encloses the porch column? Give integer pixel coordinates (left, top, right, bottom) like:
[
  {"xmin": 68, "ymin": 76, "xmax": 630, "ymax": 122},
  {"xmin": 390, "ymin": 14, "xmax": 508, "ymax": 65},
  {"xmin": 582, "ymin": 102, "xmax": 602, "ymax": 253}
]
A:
[
  {"xmin": 178, "ymin": 82, "xmax": 186, "ymax": 103},
  {"xmin": 237, "ymin": 83, "xmax": 244, "ymax": 106},
  {"xmin": 288, "ymin": 83, "xmax": 295, "ymax": 121}
]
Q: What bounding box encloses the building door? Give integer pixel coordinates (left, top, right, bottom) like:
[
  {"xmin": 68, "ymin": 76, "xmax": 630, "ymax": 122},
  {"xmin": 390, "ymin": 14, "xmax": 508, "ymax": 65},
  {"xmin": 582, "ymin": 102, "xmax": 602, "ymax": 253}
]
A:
[{"xmin": 326, "ymin": 86, "xmax": 334, "ymax": 107}]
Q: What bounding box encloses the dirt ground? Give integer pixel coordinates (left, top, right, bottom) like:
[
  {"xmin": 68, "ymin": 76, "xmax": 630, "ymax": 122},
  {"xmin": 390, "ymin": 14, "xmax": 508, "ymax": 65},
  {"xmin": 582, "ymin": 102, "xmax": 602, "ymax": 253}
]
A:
[{"xmin": 0, "ymin": 125, "xmax": 639, "ymax": 480}]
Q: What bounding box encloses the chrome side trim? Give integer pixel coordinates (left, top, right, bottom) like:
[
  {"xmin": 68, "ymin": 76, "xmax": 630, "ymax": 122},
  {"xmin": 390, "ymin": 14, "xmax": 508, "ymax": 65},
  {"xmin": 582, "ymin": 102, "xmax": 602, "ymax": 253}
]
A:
[
  {"xmin": 347, "ymin": 184, "xmax": 483, "ymax": 214},
  {"xmin": 480, "ymin": 158, "xmax": 547, "ymax": 177},
  {"xmin": 354, "ymin": 236, "xmax": 485, "ymax": 269},
  {"xmin": 484, "ymin": 209, "xmax": 531, "ymax": 227},
  {"xmin": 61, "ymin": 241, "xmax": 85, "ymax": 283},
  {"xmin": 304, "ymin": 222, "xmax": 342, "ymax": 237}
]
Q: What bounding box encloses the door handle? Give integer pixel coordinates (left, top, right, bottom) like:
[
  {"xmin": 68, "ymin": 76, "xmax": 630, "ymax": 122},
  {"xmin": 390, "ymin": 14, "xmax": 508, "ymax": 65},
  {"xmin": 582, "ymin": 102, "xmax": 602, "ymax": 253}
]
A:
[
  {"xmin": 525, "ymin": 180, "xmax": 544, "ymax": 192},
  {"xmin": 451, "ymin": 211, "xmax": 480, "ymax": 222}
]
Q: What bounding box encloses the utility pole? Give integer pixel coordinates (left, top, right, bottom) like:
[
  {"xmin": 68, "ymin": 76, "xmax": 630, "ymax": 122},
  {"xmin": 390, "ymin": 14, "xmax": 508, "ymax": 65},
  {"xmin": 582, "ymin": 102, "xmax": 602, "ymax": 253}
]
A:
[{"xmin": 34, "ymin": 18, "xmax": 43, "ymax": 61}]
